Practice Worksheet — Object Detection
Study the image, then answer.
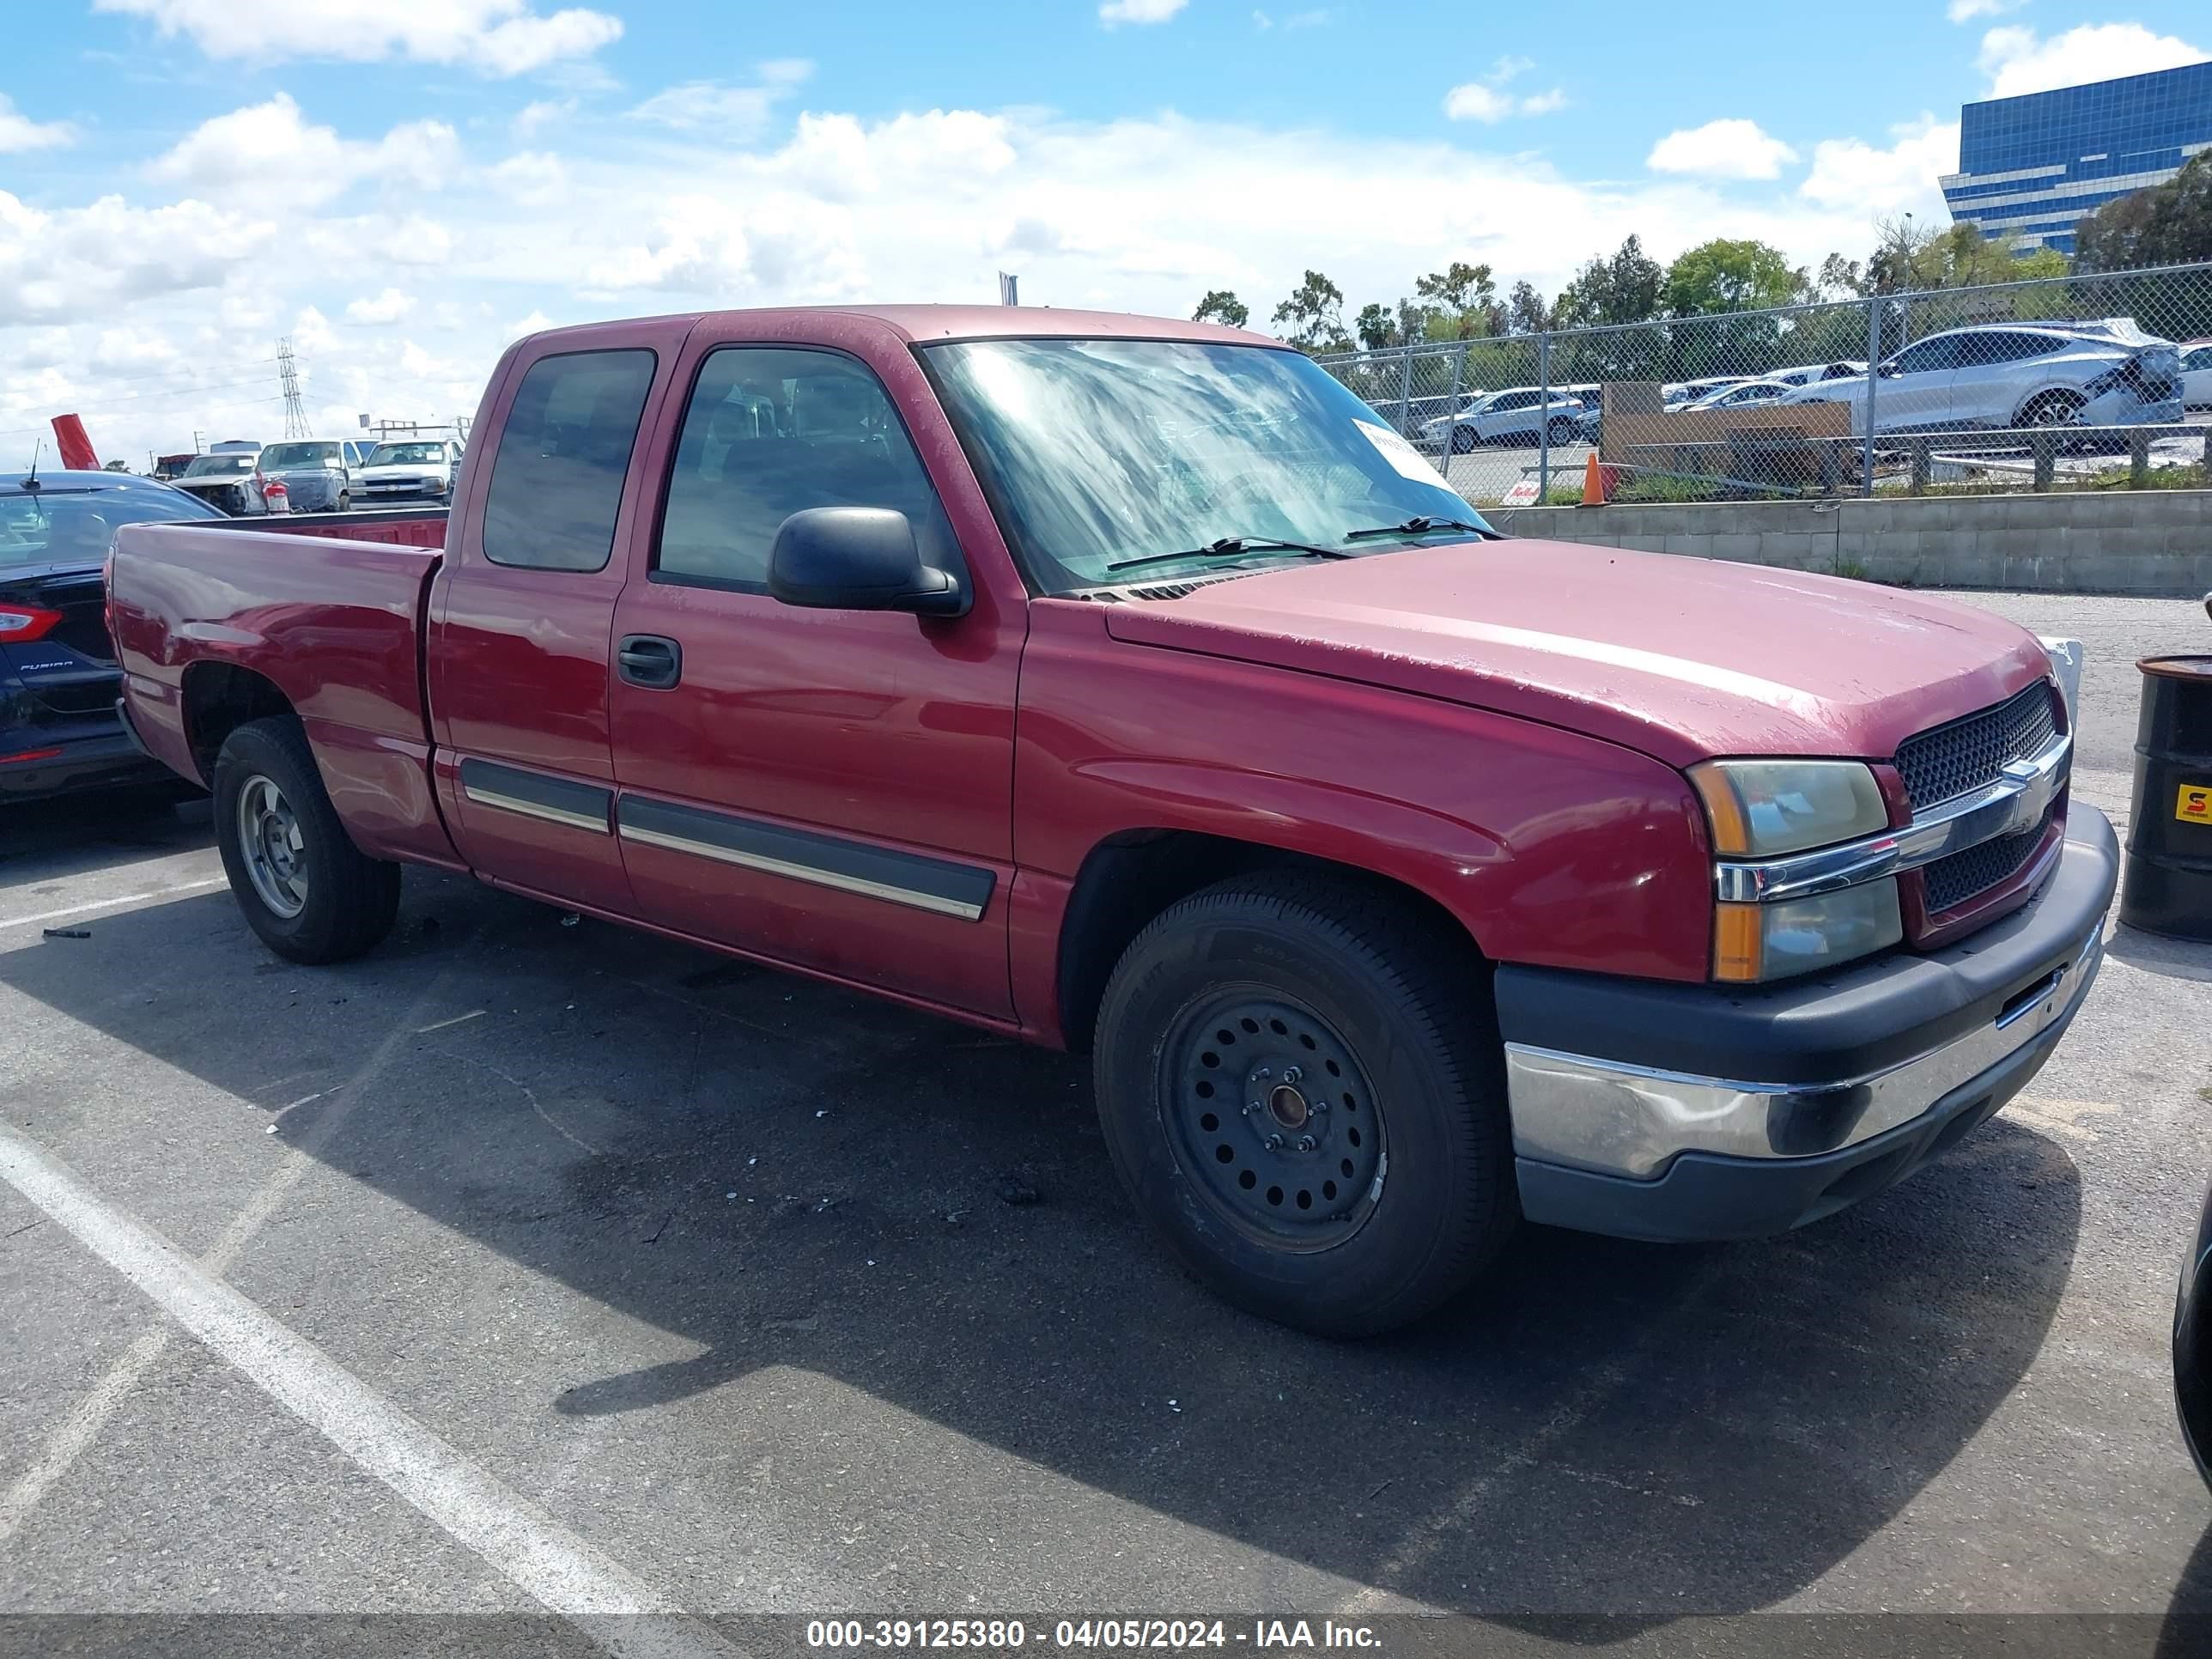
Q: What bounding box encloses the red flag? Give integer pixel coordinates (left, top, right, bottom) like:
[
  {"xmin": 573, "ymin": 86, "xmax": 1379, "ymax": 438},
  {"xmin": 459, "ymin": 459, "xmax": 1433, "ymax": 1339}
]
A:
[{"xmin": 50, "ymin": 414, "xmax": 100, "ymax": 471}]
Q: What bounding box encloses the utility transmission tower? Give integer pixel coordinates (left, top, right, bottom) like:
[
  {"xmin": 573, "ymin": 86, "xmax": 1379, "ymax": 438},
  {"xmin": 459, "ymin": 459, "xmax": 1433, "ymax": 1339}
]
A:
[{"xmin": 276, "ymin": 338, "xmax": 311, "ymax": 438}]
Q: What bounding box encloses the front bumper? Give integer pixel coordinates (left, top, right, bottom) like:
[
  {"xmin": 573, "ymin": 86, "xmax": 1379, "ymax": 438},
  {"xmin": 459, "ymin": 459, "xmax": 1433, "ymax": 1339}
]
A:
[{"xmin": 1496, "ymin": 805, "xmax": 2118, "ymax": 1242}]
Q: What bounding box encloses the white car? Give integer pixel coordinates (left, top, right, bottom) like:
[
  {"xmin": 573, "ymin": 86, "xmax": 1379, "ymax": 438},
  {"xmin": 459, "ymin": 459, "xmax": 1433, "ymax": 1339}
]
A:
[
  {"xmin": 355, "ymin": 438, "xmax": 465, "ymax": 504},
  {"xmin": 1680, "ymin": 378, "xmax": 1796, "ymax": 412},
  {"xmin": 1776, "ymin": 319, "xmax": 2184, "ymax": 434},
  {"xmin": 1418, "ymin": 386, "xmax": 1586, "ymax": 453},
  {"xmin": 2180, "ymin": 339, "xmax": 2212, "ymax": 410},
  {"xmin": 1662, "ymin": 377, "xmax": 1747, "ymax": 406},
  {"xmin": 1766, "ymin": 360, "xmax": 1867, "ymax": 388}
]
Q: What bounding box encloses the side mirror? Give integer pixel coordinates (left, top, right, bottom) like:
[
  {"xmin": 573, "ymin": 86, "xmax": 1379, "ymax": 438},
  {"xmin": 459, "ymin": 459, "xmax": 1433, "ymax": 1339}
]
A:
[
  {"xmin": 1877, "ymin": 361, "xmax": 1899, "ymax": 378},
  {"xmin": 769, "ymin": 507, "xmax": 968, "ymax": 618}
]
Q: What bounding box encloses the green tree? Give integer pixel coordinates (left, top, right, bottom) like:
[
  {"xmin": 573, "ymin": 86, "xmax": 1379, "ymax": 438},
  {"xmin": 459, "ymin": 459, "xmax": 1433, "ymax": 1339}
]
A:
[
  {"xmin": 1353, "ymin": 301, "xmax": 1400, "ymax": 351},
  {"xmin": 1192, "ymin": 289, "xmax": 1249, "ymax": 328},
  {"xmin": 1271, "ymin": 269, "xmax": 1350, "ymax": 353},
  {"xmin": 1663, "ymin": 239, "xmax": 1809, "ymax": 316},
  {"xmin": 2073, "ymin": 151, "xmax": 2212, "ymax": 273},
  {"xmin": 1552, "ymin": 235, "xmax": 1664, "ymax": 328},
  {"xmin": 1504, "ymin": 280, "xmax": 1549, "ymax": 334},
  {"xmin": 1413, "ymin": 261, "xmax": 1501, "ymax": 339}
]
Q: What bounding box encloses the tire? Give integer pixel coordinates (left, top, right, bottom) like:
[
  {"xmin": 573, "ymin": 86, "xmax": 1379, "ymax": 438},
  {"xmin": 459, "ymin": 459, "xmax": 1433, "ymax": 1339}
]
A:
[
  {"xmin": 1547, "ymin": 417, "xmax": 1576, "ymax": 446},
  {"xmin": 1449, "ymin": 426, "xmax": 1477, "ymax": 454},
  {"xmin": 2017, "ymin": 390, "xmax": 2086, "ymax": 428},
  {"xmin": 336, "ymin": 491, "xmax": 351, "ymax": 514},
  {"xmin": 1093, "ymin": 872, "xmax": 1516, "ymax": 1336},
  {"xmin": 212, "ymin": 716, "xmax": 400, "ymax": 963}
]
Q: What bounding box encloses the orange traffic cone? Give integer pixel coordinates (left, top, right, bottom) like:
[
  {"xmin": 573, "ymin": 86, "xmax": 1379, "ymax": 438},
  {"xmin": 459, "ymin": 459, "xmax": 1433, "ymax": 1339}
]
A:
[{"xmin": 1583, "ymin": 450, "xmax": 1607, "ymax": 506}]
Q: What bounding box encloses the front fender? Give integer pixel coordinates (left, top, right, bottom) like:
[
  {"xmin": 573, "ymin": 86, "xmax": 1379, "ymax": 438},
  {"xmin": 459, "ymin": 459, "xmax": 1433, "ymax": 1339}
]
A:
[{"xmin": 1012, "ymin": 603, "xmax": 1716, "ymax": 1035}]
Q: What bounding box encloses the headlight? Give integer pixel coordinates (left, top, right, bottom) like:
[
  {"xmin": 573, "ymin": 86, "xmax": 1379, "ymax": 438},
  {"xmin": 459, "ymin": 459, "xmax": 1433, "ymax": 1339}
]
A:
[
  {"xmin": 1715, "ymin": 880, "xmax": 1903, "ymax": 982},
  {"xmin": 2039, "ymin": 635, "xmax": 2082, "ymax": 730},
  {"xmin": 1688, "ymin": 759, "xmax": 1889, "ymax": 857}
]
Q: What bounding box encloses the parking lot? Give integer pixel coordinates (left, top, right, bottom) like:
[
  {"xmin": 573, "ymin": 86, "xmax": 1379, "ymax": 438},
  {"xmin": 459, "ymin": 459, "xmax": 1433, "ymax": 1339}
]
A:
[{"xmin": 2, "ymin": 591, "xmax": 2209, "ymax": 1653}]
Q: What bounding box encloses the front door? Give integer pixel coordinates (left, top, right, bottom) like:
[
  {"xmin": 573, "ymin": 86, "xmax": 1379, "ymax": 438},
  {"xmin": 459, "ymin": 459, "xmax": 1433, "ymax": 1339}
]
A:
[
  {"xmin": 429, "ymin": 333, "xmax": 685, "ymax": 913},
  {"xmin": 606, "ymin": 337, "xmax": 1024, "ymax": 1018}
]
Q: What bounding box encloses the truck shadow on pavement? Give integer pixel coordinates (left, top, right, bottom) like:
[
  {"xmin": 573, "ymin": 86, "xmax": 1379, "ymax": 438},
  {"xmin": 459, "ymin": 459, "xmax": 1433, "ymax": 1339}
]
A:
[
  {"xmin": 0, "ymin": 870, "xmax": 2149, "ymax": 1629},
  {"xmin": 0, "ymin": 793, "xmax": 210, "ymax": 896}
]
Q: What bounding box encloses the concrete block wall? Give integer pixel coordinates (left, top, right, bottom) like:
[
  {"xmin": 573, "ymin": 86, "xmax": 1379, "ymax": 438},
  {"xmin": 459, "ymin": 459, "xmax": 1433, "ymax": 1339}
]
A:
[{"xmin": 1484, "ymin": 489, "xmax": 2212, "ymax": 596}]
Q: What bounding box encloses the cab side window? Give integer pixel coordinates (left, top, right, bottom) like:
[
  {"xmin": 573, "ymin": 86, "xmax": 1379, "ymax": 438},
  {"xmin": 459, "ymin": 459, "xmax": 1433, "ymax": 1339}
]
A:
[
  {"xmin": 655, "ymin": 346, "xmax": 959, "ymax": 592},
  {"xmin": 482, "ymin": 349, "xmax": 657, "ymax": 572}
]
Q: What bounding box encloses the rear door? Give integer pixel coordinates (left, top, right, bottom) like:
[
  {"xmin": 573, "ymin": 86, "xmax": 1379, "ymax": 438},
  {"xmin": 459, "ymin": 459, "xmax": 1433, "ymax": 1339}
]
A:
[
  {"xmin": 1949, "ymin": 331, "xmax": 2043, "ymax": 427},
  {"xmin": 605, "ymin": 326, "xmax": 1024, "ymax": 1018},
  {"xmin": 428, "ymin": 329, "xmax": 689, "ymax": 912}
]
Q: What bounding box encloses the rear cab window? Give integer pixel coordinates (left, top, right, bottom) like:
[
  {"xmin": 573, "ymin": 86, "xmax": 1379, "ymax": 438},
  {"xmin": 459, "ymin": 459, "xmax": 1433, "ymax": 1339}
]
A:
[{"xmin": 482, "ymin": 349, "xmax": 658, "ymax": 571}]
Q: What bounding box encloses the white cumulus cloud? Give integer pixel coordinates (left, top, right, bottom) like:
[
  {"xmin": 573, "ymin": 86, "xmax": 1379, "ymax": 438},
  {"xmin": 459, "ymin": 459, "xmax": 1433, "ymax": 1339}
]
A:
[
  {"xmin": 1099, "ymin": 0, "xmax": 1187, "ymax": 27},
  {"xmin": 1801, "ymin": 114, "xmax": 1958, "ymax": 211},
  {"xmin": 1646, "ymin": 118, "xmax": 1799, "ymax": 180},
  {"xmin": 0, "ymin": 95, "xmax": 75, "ymax": 154},
  {"xmin": 92, "ymin": 0, "xmax": 620, "ymax": 76},
  {"xmin": 1443, "ymin": 58, "xmax": 1567, "ymax": 123},
  {"xmin": 1977, "ymin": 22, "xmax": 2208, "ymax": 98},
  {"xmin": 1946, "ymin": 0, "xmax": 2023, "ymax": 21},
  {"xmin": 345, "ymin": 288, "xmax": 416, "ymax": 325},
  {"xmin": 629, "ymin": 62, "xmax": 816, "ymax": 136},
  {"xmin": 150, "ymin": 94, "xmax": 460, "ymax": 208}
]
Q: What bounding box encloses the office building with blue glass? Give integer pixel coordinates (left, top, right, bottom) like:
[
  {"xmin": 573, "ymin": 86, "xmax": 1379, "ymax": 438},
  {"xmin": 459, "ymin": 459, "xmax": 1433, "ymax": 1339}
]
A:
[{"xmin": 1940, "ymin": 60, "xmax": 2212, "ymax": 254}]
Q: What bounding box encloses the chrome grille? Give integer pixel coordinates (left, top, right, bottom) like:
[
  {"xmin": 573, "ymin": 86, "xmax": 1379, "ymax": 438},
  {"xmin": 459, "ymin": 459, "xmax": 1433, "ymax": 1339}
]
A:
[
  {"xmin": 1894, "ymin": 682, "xmax": 2057, "ymax": 811},
  {"xmin": 1922, "ymin": 809, "xmax": 2051, "ymax": 913}
]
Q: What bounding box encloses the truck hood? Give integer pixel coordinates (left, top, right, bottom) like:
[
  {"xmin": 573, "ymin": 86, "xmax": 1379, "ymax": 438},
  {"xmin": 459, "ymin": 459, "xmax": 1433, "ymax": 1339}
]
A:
[{"xmin": 1099, "ymin": 538, "xmax": 2051, "ymax": 768}]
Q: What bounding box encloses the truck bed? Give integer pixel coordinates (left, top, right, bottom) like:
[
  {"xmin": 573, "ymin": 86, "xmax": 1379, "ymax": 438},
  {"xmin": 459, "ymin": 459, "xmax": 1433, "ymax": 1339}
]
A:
[
  {"xmin": 198, "ymin": 506, "xmax": 448, "ymax": 549},
  {"xmin": 110, "ymin": 521, "xmax": 455, "ymax": 867}
]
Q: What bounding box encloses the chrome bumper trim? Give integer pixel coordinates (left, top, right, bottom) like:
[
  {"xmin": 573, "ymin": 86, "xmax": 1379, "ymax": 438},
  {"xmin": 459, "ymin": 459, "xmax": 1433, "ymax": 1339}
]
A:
[
  {"xmin": 1504, "ymin": 922, "xmax": 2102, "ymax": 1178},
  {"xmin": 1714, "ymin": 724, "xmax": 2069, "ymax": 904}
]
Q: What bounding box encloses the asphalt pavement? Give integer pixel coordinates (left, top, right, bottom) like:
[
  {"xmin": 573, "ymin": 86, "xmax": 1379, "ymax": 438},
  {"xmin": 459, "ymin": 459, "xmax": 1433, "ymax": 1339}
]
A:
[{"xmin": 1, "ymin": 591, "xmax": 2208, "ymax": 1656}]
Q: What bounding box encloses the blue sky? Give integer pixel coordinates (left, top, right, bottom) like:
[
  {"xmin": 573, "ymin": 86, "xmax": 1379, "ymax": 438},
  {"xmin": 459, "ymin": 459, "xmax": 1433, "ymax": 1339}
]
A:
[{"xmin": 3, "ymin": 1, "xmax": 2208, "ymax": 463}]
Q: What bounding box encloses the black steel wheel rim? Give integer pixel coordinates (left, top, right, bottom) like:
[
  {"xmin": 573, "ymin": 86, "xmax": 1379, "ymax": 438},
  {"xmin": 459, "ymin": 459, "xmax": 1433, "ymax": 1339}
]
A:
[{"xmin": 1161, "ymin": 988, "xmax": 1387, "ymax": 1251}]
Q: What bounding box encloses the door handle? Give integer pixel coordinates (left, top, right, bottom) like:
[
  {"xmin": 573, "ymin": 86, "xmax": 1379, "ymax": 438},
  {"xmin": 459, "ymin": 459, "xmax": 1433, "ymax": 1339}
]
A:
[{"xmin": 617, "ymin": 634, "xmax": 682, "ymax": 690}]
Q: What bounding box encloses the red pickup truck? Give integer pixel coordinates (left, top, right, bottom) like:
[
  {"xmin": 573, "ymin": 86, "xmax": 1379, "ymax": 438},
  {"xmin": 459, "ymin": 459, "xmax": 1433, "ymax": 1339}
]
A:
[{"xmin": 109, "ymin": 305, "xmax": 2116, "ymax": 1335}]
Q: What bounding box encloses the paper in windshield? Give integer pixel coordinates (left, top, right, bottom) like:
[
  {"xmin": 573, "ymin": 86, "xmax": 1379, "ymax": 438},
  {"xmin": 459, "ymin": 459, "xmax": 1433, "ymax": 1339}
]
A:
[{"xmin": 1353, "ymin": 421, "xmax": 1451, "ymax": 488}]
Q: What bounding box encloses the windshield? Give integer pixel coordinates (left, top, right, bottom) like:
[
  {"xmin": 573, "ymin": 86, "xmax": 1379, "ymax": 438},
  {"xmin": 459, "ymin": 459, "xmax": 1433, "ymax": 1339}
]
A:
[
  {"xmin": 366, "ymin": 442, "xmax": 446, "ymax": 466},
  {"xmin": 259, "ymin": 442, "xmax": 342, "ymax": 470},
  {"xmin": 182, "ymin": 454, "xmax": 255, "ymax": 477},
  {"xmin": 0, "ymin": 488, "xmax": 218, "ymax": 565},
  {"xmin": 921, "ymin": 338, "xmax": 1491, "ymax": 593}
]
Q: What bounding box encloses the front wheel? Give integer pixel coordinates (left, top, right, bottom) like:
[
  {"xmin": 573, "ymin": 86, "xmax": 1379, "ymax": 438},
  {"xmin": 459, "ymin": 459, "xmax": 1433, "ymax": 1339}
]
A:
[
  {"xmin": 1547, "ymin": 417, "xmax": 1576, "ymax": 446},
  {"xmin": 213, "ymin": 717, "xmax": 400, "ymax": 963},
  {"xmin": 335, "ymin": 491, "xmax": 351, "ymax": 514},
  {"xmin": 1449, "ymin": 426, "xmax": 1477, "ymax": 454},
  {"xmin": 1093, "ymin": 873, "xmax": 1516, "ymax": 1336}
]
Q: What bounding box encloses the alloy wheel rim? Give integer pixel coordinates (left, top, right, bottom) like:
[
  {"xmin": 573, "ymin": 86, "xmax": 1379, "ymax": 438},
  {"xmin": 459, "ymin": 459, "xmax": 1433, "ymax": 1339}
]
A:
[{"xmin": 237, "ymin": 774, "xmax": 308, "ymax": 919}]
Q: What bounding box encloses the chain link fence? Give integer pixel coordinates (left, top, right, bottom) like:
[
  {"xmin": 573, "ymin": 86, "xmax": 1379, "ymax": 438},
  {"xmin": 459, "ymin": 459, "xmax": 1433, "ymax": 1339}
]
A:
[{"xmin": 1315, "ymin": 259, "xmax": 2212, "ymax": 507}]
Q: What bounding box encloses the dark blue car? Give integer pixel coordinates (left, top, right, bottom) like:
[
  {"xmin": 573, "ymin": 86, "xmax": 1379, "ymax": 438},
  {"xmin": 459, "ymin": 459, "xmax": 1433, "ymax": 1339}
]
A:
[{"xmin": 2, "ymin": 469, "xmax": 223, "ymax": 802}]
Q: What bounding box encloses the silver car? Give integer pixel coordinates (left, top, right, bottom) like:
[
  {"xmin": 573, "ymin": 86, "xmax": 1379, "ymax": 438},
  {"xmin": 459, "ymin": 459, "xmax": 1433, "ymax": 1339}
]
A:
[{"xmin": 252, "ymin": 439, "xmax": 362, "ymax": 514}]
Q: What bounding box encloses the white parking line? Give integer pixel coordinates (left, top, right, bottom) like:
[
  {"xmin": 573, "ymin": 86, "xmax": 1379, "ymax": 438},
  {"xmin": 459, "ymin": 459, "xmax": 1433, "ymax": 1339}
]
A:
[
  {"xmin": 1, "ymin": 878, "xmax": 227, "ymax": 932},
  {"xmin": 0, "ymin": 1126, "xmax": 738, "ymax": 1659}
]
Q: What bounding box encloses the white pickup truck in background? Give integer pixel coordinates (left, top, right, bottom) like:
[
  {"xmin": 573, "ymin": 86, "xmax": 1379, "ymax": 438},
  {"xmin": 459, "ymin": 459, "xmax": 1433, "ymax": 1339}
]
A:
[{"xmin": 353, "ymin": 438, "xmax": 465, "ymax": 505}]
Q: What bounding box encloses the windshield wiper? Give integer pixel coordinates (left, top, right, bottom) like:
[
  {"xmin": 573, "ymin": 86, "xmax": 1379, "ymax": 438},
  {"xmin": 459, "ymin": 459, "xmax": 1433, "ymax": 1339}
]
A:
[
  {"xmin": 1341, "ymin": 515, "xmax": 1499, "ymax": 543},
  {"xmin": 1105, "ymin": 535, "xmax": 1354, "ymax": 574}
]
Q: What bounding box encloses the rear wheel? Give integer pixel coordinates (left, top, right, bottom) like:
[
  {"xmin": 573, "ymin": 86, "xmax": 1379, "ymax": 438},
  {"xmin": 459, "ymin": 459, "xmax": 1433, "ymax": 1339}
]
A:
[
  {"xmin": 2018, "ymin": 390, "xmax": 2086, "ymax": 428},
  {"xmin": 1093, "ymin": 873, "xmax": 1516, "ymax": 1336},
  {"xmin": 213, "ymin": 717, "xmax": 399, "ymax": 963}
]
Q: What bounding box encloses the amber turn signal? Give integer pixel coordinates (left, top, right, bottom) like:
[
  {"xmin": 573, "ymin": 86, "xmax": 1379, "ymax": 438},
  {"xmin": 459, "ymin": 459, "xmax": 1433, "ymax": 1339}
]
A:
[{"xmin": 1713, "ymin": 902, "xmax": 1764, "ymax": 982}]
